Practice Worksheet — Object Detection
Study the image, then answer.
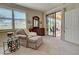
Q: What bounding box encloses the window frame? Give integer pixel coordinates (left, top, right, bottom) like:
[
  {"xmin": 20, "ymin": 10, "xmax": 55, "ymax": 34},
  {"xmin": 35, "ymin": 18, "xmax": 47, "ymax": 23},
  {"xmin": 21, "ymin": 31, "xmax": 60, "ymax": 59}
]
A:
[
  {"xmin": 0, "ymin": 7, "xmax": 26, "ymax": 31},
  {"xmin": 14, "ymin": 10, "xmax": 26, "ymax": 29}
]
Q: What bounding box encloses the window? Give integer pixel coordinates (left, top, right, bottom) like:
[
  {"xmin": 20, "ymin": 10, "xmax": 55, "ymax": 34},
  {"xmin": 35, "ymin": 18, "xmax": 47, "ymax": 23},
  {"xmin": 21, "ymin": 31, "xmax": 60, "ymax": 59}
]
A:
[
  {"xmin": 0, "ymin": 19, "xmax": 12, "ymax": 29},
  {"xmin": 14, "ymin": 11, "xmax": 26, "ymax": 29},
  {"xmin": 0, "ymin": 8, "xmax": 12, "ymax": 29},
  {"xmin": 0, "ymin": 8, "xmax": 26, "ymax": 30}
]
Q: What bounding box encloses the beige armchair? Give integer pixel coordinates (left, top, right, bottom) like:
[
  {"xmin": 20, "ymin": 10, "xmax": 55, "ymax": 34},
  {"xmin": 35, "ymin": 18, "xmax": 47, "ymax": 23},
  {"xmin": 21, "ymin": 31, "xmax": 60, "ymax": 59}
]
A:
[
  {"xmin": 15, "ymin": 29, "xmax": 43, "ymax": 49},
  {"xmin": 15, "ymin": 29, "xmax": 28, "ymax": 47}
]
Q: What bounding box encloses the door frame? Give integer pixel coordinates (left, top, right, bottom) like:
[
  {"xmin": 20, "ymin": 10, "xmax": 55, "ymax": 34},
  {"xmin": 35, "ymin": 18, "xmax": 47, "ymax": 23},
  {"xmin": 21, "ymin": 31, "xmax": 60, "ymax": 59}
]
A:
[{"xmin": 46, "ymin": 8, "xmax": 65, "ymax": 40}]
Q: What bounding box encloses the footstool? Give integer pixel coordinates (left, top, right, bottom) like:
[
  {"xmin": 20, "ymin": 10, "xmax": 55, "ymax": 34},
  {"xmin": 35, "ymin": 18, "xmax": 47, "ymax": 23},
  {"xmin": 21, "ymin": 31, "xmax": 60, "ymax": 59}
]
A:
[{"xmin": 28, "ymin": 36, "xmax": 43, "ymax": 50}]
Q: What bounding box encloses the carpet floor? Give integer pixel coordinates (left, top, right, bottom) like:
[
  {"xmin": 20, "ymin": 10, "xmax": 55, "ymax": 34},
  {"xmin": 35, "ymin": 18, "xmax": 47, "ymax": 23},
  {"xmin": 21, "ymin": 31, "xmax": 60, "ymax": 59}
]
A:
[{"xmin": 0, "ymin": 36, "xmax": 79, "ymax": 55}]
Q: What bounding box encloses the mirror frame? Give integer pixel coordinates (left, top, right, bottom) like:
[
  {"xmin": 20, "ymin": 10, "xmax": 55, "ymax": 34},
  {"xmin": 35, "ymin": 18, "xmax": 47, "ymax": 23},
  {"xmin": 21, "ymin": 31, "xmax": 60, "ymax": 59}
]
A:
[{"xmin": 32, "ymin": 16, "xmax": 40, "ymax": 28}]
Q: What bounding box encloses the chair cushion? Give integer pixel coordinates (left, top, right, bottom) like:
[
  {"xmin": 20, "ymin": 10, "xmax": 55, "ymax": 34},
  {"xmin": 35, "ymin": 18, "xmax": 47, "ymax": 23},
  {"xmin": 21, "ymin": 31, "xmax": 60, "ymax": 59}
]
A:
[
  {"xmin": 15, "ymin": 35, "xmax": 26, "ymax": 38},
  {"xmin": 29, "ymin": 36, "xmax": 41, "ymax": 43},
  {"xmin": 28, "ymin": 32, "xmax": 37, "ymax": 36},
  {"xmin": 28, "ymin": 35, "xmax": 33, "ymax": 38},
  {"xmin": 15, "ymin": 29, "xmax": 26, "ymax": 35},
  {"xmin": 24, "ymin": 29, "xmax": 37, "ymax": 39},
  {"xmin": 24, "ymin": 29, "xmax": 30, "ymax": 35}
]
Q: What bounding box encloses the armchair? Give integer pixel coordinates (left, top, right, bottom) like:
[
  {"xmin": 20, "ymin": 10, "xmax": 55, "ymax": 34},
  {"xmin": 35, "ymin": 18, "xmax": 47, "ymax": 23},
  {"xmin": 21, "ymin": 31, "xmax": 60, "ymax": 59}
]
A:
[
  {"xmin": 15, "ymin": 29, "xmax": 28, "ymax": 47},
  {"xmin": 15, "ymin": 29, "xmax": 43, "ymax": 49},
  {"xmin": 24, "ymin": 29, "xmax": 43, "ymax": 49}
]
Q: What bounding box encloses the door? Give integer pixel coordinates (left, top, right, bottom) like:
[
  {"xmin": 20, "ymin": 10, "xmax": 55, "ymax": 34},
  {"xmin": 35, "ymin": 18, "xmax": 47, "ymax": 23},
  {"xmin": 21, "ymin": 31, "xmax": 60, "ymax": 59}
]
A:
[
  {"xmin": 56, "ymin": 11, "xmax": 62, "ymax": 37},
  {"xmin": 46, "ymin": 13, "xmax": 56, "ymax": 36},
  {"xmin": 46, "ymin": 11, "xmax": 63, "ymax": 38}
]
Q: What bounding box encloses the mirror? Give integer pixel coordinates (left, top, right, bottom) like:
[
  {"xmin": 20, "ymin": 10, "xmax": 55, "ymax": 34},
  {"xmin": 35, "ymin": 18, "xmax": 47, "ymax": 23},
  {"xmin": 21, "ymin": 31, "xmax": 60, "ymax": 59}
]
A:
[{"xmin": 33, "ymin": 16, "xmax": 39, "ymax": 28}]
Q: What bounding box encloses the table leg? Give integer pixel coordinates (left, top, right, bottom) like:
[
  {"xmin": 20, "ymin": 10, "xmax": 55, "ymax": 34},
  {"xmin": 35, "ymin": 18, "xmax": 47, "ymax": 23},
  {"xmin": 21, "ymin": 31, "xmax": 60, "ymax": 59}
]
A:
[{"xmin": 3, "ymin": 42, "xmax": 5, "ymax": 54}]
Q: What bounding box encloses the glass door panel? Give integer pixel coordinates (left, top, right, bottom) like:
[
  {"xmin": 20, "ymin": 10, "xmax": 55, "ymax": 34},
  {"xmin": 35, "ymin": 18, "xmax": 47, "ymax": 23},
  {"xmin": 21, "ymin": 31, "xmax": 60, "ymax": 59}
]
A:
[
  {"xmin": 56, "ymin": 11, "xmax": 62, "ymax": 37},
  {"xmin": 47, "ymin": 13, "xmax": 56, "ymax": 36}
]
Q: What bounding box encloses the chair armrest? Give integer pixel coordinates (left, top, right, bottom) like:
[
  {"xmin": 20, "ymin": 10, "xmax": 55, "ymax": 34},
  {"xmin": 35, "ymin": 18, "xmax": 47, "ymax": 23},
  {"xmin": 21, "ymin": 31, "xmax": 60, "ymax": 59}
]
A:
[{"xmin": 15, "ymin": 35, "xmax": 26, "ymax": 38}]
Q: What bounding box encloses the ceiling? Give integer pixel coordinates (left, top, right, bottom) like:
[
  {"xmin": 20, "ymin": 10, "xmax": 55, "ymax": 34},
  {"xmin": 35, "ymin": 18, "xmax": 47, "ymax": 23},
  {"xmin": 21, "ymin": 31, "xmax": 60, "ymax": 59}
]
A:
[{"xmin": 17, "ymin": 3, "xmax": 64, "ymax": 12}]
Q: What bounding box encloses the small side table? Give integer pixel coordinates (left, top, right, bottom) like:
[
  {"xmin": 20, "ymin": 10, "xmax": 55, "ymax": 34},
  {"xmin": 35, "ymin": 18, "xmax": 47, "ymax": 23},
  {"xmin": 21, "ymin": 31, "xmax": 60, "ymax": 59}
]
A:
[{"xmin": 3, "ymin": 37, "xmax": 20, "ymax": 54}]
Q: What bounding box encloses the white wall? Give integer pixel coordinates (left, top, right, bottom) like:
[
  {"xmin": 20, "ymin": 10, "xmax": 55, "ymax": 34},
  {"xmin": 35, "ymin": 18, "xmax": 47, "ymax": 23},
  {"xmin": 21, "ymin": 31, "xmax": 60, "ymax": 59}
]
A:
[
  {"xmin": 0, "ymin": 3, "xmax": 44, "ymax": 29},
  {"xmin": 65, "ymin": 8, "xmax": 79, "ymax": 45},
  {"xmin": 45, "ymin": 3, "xmax": 79, "ymax": 43},
  {"xmin": 27, "ymin": 9, "xmax": 44, "ymax": 28}
]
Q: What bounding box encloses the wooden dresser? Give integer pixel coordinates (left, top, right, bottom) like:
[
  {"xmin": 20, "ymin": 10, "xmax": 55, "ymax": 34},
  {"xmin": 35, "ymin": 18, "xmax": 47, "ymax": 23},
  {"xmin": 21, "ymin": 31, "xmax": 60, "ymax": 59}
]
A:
[{"xmin": 29, "ymin": 27, "xmax": 45, "ymax": 36}]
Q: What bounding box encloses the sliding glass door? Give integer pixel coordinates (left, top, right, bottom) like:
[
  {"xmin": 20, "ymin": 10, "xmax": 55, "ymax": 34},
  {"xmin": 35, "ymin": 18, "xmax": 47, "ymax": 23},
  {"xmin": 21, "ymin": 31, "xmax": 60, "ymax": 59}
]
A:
[
  {"xmin": 46, "ymin": 11, "xmax": 62, "ymax": 37},
  {"xmin": 56, "ymin": 11, "xmax": 62, "ymax": 37},
  {"xmin": 47, "ymin": 13, "xmax": 56, "ymax": 36}
]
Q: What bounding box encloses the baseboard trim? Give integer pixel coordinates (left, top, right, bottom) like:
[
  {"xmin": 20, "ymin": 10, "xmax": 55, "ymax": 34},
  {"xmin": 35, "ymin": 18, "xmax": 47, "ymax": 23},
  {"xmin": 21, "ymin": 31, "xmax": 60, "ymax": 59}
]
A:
[{"xmin": 62, "ymin": 39, "xmax": 79, "ymax": 46}]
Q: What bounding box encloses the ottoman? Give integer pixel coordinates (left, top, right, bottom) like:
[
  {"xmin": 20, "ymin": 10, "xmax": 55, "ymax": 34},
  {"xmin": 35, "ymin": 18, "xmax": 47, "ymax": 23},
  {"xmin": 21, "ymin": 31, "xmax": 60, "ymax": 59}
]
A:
[{"xmin": 28, "ymin": 36, "xmax": 43, "ymax": 50}]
